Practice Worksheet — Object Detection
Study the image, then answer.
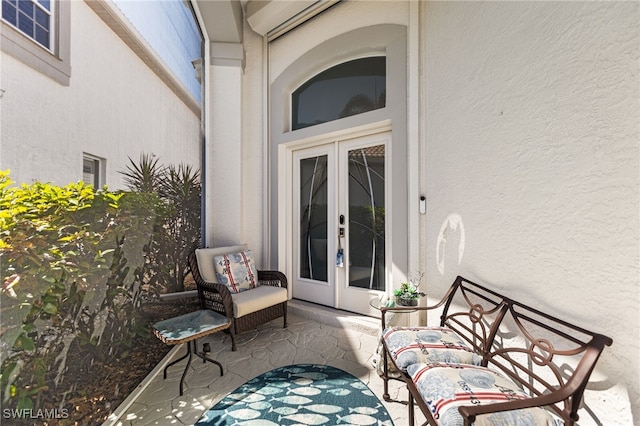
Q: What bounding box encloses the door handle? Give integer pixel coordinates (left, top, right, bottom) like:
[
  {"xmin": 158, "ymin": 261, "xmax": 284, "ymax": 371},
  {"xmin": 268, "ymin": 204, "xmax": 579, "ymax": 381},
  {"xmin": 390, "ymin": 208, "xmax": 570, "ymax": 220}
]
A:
[{"xmin": 338, "ymin": 214, "xmax": 345, "ymax": 267}]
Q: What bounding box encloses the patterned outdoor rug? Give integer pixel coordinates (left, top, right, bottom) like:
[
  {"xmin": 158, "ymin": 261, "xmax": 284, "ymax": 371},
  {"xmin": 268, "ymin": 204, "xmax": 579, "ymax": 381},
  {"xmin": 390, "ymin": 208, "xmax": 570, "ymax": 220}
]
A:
[{"xmin": 196, "ymin": 364, "xmax": 394, "ymax": 425}]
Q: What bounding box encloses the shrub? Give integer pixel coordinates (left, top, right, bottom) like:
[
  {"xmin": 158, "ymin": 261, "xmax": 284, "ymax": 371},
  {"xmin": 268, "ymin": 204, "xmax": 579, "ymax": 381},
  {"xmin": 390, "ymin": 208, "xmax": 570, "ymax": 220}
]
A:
[
  {"xmin": 0, "ymin": 153, "xmax": 201, "ymax": 412},
  {"xmin": 120, "ymin": 154, "xmax": 201, "ymax": 294},
  {"xmin": 0, "ymin": 171, "xmax": 157, "ymax": 410}
]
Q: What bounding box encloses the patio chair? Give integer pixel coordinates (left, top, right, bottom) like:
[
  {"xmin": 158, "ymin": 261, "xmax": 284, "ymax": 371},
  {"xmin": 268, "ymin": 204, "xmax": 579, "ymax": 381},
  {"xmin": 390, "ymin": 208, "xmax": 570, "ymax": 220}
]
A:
[{"xmin": 188, "ymin": 244, "xmax": 288, "ymax": 351}]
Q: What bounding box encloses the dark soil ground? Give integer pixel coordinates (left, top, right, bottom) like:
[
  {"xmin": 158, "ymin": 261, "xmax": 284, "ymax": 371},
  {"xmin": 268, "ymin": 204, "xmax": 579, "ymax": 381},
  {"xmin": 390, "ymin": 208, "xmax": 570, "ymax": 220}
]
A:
[{"xmin": 8, "ymin": 296, "xmax": 201, "ymax": 426}]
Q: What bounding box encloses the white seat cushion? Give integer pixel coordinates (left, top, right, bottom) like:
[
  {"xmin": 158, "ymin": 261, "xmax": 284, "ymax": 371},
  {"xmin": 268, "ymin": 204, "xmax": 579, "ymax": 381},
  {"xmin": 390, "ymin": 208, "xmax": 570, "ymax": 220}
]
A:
[{"xmin": 231, "ymin": 285, "xmax": 288, "ymax": 318}]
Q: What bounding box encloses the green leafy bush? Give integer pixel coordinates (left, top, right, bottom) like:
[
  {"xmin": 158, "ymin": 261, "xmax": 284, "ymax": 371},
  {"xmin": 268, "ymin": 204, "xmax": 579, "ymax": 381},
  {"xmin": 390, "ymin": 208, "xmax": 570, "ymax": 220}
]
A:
[
  {"xmin": 0, "ymin": 170, "xmax": 158, "ymax": 410},
  {"xmin": 120, "ymin": 154, "xmax": 201, "ymax": 294},
  {"xmin": 0, "ymin": 154, "xmax": 201, "ymax": 412}
]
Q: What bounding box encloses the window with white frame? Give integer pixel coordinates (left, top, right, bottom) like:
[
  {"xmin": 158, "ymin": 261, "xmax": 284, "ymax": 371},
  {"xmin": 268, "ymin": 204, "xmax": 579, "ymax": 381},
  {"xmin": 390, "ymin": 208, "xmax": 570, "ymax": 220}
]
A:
[
  {"xmin": 2, "ymin": 0, "xmax": 53, "ymax": 50},
  {"xmin": 292, "ymin": 56, "xmax": 386, "ymax": 130},
  {"xmin": 1, "ymin": 0, "xmax": 70, "ymax": 84},
  {"xmin": 83, "ymin": 155, "xmax": 104, "ymax": 189}
]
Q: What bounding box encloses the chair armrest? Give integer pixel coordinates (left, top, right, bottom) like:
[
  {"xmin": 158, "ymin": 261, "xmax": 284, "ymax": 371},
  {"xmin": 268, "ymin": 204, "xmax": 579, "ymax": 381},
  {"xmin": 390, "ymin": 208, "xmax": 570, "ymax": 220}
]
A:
[
  {"xmin": 188, "ymin": 252, "xmax": 234, "ymax": 319},
  {"xmin": 459, "ymin": 334, "xmax": 612, "ymax": 423},
  {"xmin": 195, "ymin": 279, "xmax": 235, "ymax": 318},
  {"xmin": 258, "ymin": 270, "xmax": 288, "ymax": 289},
  {"xmin": 458, "ymin": 389, "xmax": 568, "ymax": 423}
]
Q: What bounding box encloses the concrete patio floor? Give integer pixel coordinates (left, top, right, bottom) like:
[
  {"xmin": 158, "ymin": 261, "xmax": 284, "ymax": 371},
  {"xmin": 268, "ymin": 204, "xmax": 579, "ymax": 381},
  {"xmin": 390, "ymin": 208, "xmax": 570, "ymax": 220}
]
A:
[{"xmin": 105, "ymin": 300, "xmax": 426, "ymax": 425}]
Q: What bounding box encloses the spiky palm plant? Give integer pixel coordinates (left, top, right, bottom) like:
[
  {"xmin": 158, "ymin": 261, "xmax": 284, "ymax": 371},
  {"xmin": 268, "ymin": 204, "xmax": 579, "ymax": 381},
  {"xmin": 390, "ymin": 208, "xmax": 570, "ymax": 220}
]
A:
[
  {"xmin": 159, "ymin": 164, "xmax": 201, "ymax": 292},
  {"xmin": 120, "ymin": 155, "xmax": 201, "ymax": 294},
  {"xmin": 120, "ymin": 153, "xmax": 163, "ymax": 193}
]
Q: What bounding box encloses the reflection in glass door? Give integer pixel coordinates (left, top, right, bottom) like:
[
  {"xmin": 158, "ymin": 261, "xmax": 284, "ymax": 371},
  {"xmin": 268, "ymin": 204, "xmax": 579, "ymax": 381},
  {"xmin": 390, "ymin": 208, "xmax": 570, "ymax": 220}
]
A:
[
  {"xmin": 299, "ymin": 155, "xmax": 328, "ymax": 282},
  {"xmin": 346, "ymin": 145, "xmax": 385, "ymax": 291},
  {"xmin": 293, "ymin": 146, "xmax": 335, "ymax": 308},
  {"xmin": 337, "ymin": 135, "xmax": 388, "ymax": 316}
]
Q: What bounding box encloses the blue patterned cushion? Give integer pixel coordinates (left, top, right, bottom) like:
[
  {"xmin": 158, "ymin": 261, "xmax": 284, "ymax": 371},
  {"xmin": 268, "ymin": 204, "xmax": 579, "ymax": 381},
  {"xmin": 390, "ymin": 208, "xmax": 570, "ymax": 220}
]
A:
[
  {"xmin": 213, "ymin": 250, "xmax": 258, "ymax": 294},
  {"xmin": 407, "ymin": 363, "xmax": 560, "ymax": 426},
  {"xmin": 383, "ymin": 327, "xmax": 482, "ymax": 371}
]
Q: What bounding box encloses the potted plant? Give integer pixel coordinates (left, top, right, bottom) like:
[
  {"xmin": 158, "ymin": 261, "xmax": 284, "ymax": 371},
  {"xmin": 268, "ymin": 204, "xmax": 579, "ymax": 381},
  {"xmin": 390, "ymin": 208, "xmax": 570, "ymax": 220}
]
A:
[{"xmin": 394, "ymin": 273, "xmax": 425, "ymax": 306}]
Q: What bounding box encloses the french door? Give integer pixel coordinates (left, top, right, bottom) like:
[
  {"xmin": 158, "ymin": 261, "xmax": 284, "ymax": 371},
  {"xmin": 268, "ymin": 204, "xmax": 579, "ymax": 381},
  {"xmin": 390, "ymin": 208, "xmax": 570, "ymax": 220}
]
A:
[{"xmin": 292, "ymin": 133, "xmax": 388, "ymax": 316}]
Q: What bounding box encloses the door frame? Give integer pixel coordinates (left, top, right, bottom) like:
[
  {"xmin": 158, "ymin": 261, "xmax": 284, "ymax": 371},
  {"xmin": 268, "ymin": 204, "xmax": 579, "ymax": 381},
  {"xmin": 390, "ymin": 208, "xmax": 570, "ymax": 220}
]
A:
[{"xmin": 278, "ymin": 120, "xmax": 393, "ymax": 316}]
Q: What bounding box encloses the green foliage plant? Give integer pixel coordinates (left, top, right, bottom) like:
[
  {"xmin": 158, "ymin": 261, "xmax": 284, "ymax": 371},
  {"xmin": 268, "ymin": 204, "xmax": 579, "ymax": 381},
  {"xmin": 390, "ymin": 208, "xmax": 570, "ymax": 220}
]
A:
[
  {"xmin": 0, "ymin": 170, "xmax": 157, "ymax": 411},
  {"xmin": 0, "ymin": 151, "xmax": 201, "ymax": 413},
  {"xmin": 393, "ymin": 271, "xmax": 426, "ymax": 306},
  {"xmin": 120, "ymin": 154, "xmax": 201, "ymax": 294}
]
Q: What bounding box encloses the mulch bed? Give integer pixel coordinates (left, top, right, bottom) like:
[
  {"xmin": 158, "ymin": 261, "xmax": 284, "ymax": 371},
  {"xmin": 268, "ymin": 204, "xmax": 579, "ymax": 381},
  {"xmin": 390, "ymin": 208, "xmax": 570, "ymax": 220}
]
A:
[{"xmin": 10, "ymin": 297, "xmax": 201, "ymax": 426}]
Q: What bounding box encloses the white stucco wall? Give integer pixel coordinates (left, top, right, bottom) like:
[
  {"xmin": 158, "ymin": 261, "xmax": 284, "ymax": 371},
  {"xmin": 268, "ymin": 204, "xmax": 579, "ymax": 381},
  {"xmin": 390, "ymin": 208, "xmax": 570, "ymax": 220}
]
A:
[
  {"xmin": 422, "ymin": 2, "xmax": 639, "ymax": 424},
  {"xmin": 208, "ymin": 62, "xmax": 243, "ymax": 246},
  {"xmin": 0, "ymin": 1, "xmax": 200, "ymax": 189},
  {"xmin": 241, "ymin": 26, "xmax": 267, "ymax": 263},
  {"xmin": 203, "ymin": 25, "xmax": 266, "ymax": 263},
  {"xmin": 200, "ymin": 0, "xmax": 638, "ymax": 420}
]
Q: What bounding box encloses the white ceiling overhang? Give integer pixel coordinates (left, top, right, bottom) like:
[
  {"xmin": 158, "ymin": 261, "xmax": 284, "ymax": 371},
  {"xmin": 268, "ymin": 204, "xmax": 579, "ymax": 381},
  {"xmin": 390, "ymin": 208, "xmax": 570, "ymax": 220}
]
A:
[
  {"xmin": 194, "ymin": 0, "xmax": 244, "ymax": 43},
  {"xmin": 193, "ymin": 0, "xmax": 336, "ymax": 42},
  {"xmin": 244, "ymin": 0, "xmax": 318, "ymax": 36}
]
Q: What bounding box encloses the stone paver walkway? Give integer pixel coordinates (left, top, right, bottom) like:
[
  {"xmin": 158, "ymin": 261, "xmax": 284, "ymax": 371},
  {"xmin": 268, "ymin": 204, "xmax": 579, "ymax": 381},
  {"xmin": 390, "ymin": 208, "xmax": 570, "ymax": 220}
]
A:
[{"xmin": 104, "ymin": 300, "xmax": 426, "ymax": 425}]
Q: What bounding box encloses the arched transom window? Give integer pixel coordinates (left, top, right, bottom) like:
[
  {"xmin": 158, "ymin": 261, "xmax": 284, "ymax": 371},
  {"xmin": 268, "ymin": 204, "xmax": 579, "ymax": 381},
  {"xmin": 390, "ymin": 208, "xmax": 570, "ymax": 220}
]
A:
[{"xmin": 292, "ymin": 56, "xmax": 386, "ymax": 130}]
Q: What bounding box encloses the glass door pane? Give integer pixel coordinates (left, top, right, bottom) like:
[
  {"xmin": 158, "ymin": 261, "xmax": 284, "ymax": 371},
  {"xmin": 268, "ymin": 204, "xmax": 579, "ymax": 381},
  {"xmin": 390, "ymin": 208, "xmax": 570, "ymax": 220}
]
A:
[
  {"xmin": 299, "ymin": 155, "xmax": 329, "ymax": 282},
  {"xmin": 347, "ymin": 145, "xmax": 385, "ymax": 291}
]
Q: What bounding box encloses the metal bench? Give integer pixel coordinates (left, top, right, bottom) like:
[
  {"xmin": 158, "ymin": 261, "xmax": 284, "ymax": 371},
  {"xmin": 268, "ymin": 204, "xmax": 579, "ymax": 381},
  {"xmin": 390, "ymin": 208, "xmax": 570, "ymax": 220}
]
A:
[{"xmin": 380, "ymin": 276, "xmax": 613, "ymax": 425}]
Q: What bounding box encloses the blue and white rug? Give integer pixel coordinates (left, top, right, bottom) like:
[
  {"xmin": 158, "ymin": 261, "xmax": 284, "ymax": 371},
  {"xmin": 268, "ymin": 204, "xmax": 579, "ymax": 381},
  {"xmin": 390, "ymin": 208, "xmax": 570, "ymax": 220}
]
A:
[{"xmin": 196, "ymin": 364, "xmax": 394, "ymax": 425}]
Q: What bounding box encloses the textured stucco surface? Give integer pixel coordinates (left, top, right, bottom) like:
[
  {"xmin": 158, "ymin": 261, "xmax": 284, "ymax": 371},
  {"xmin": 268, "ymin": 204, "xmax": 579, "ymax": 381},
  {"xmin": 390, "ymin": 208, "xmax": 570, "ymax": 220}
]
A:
[
  {"xmin": 207, "ymin": 1, "xmax": 639, "ymax": 422},
  {"xmin": 36, "ymin": 0, "xmax": 635, "ymax": 422},
  {"xmin": 422, "ymin": 2, "xmax": 639, "ymax": 424},
  {"xmin": 0, "ymin": 2, "xmax": 200, "ymax": 189}
]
